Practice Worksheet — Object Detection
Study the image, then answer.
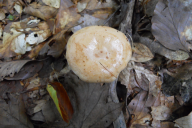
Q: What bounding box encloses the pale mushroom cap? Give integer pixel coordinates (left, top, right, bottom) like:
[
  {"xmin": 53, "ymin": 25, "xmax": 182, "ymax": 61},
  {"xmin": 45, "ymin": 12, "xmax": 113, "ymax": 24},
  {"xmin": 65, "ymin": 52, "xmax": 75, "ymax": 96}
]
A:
[{"xmin": 66, "ymin": 26, "xmax": 132, "ymax": 83}]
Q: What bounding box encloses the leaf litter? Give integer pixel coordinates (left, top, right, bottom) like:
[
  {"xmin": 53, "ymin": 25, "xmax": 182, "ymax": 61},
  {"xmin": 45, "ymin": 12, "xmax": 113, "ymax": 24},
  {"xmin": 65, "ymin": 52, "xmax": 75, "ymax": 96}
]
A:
[{"xmin": 1, "ymin": 0, "xmax": 192, "ymax": 127}]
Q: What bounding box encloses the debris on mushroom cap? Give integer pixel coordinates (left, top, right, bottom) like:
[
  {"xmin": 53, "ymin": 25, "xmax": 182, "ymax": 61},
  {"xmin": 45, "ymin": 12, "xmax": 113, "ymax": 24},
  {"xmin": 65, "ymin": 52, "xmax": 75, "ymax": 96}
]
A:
[{"xmin": 66, "ymin": 26, "xmax": 132, "ymax": 83}]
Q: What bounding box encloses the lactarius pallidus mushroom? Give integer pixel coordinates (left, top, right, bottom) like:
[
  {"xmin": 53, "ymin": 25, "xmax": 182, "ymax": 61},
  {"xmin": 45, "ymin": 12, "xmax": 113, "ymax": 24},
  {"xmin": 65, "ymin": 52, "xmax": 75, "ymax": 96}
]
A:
[{"xmin": 66, "ymin": 26, "xmax": 132, "ymax": 83}]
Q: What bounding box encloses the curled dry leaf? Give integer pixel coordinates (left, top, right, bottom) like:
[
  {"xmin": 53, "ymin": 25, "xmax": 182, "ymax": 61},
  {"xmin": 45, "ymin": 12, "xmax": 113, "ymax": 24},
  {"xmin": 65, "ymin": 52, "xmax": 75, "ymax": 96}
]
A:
[
  {"xmin": 42, "ymin": 0, "xmax": 60, "ymax": 8},
  {"xmin": 152, "ymin": 0, "xmax": 192, "ymax": 53},
  {"xmin": 0, "ymin": 18, "xmax": 51, "ymax": 59},
  {"xmin": 131, "ymin": 43, "xmax": 154, "ymax": 62},
  {"xmin": 24, "ymin": 2, "xmax": 58, "ymax": 20}
]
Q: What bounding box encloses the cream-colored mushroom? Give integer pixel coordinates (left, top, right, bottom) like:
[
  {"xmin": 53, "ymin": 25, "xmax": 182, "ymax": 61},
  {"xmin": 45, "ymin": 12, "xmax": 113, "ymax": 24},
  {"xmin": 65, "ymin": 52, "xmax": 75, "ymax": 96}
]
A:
[{"xmin": 66, "ymin": 26, "xmax": 132, "ymax": 83}]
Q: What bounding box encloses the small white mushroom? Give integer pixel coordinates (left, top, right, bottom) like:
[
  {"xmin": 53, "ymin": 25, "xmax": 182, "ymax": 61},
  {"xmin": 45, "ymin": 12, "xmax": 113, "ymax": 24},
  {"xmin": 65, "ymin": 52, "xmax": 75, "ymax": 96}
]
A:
[{"xmin": 66, "ymin": 26, "xmax": 132, "ymax": 83}]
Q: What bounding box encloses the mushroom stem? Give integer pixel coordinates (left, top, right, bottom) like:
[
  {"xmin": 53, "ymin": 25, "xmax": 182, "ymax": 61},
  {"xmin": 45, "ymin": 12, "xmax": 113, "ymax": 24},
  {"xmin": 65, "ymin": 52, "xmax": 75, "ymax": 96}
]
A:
[{"xmin": 109, "ymin": 78, "xmax": 126, "ymax": 128}]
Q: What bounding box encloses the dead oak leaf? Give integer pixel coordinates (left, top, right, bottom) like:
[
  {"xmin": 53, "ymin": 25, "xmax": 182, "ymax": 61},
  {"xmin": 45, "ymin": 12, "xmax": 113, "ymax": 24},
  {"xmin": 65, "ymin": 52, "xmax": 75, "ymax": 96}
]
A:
[
  {"xmin": 62, "ymin": 72, "xmax": 123, "ymax": 128},
  {"xmin": 152, "ymin": 0, "xmax": 192, "ymax": 53}
]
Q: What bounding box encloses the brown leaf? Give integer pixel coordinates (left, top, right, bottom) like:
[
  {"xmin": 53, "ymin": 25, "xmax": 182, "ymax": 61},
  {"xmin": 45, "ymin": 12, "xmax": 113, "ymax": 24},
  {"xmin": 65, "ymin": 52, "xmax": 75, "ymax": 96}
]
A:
[
  {"xmin": 49, "ymin": 82, "xmax": 74, "ymax": 123},
  {"xmin": 24, "ymin": 2, "xmax": 58, "ymax": 20},
  {"xmin": 0, "ymin": 60, "xmax": 30, "ymax": 81},
  {"xmin": 131, "ymin": 43, "xmax": 154, "ymax": 62},
  {"xmin": 55, "ymin": 0, "xmax": 81, "ymax": 33},
  {"xmin": 152, "ymin": 0, "xmax": 192, "ymax": 53}
]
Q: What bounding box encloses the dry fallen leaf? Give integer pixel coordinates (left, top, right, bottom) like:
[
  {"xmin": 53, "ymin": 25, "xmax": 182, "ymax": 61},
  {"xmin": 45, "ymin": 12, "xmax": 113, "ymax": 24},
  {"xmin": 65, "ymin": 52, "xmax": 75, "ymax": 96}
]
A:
[
  {"xmin": 33, "ymin": 100, "xmax": 47, "ymax": 113},
  {"xmin": 24, "ymin": 2, "xmax": 58, "ymax": 20},
  {"xmin": 0, "ymin": 60, "xmax": 30, "ymax": 81},
  {"xmin": 42, "ymin": 0, "xmax": 60, "ymax": 8},
  {"xmin": 4, "ymin": 61, "xmax": 43, "ymax": 81},
  {"xmin": 14, "ymin": 1, "xmax": 23, "ymax": 14},
  {"xmin": 0, "ymin": 9, "xmax": 6, "ymax": 20},
  {"xmin": 60, "ymin": 72, "xmax": 123, "ymax": 128},
  {"xmin": 119, "ymin": 61, "xmax": 161, "ymax": 97},
  {"xmin": 55, "ymin": 0, "xmax": 81, "ymax": 33},
  {"xmin": 128, "ymin": 91, "xmax": 153, "ymax": 127},
  {"xmin": 151, "ymin": 92, "xmax": 178, "ymax": 127},
  {"xmin": 131, "ymin": 43, "xmax": 154, "ymax": 62},
  {"xmin": 0, "ymin": 81, "xmax": 33, "ymax": 128},
  {"xmin": 152, "ymin": 0, "xmax": 192, "ymax": 53},
  {"xmin": 133, "ymin": 35, "xmax": 189, "ymax": 60}
]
